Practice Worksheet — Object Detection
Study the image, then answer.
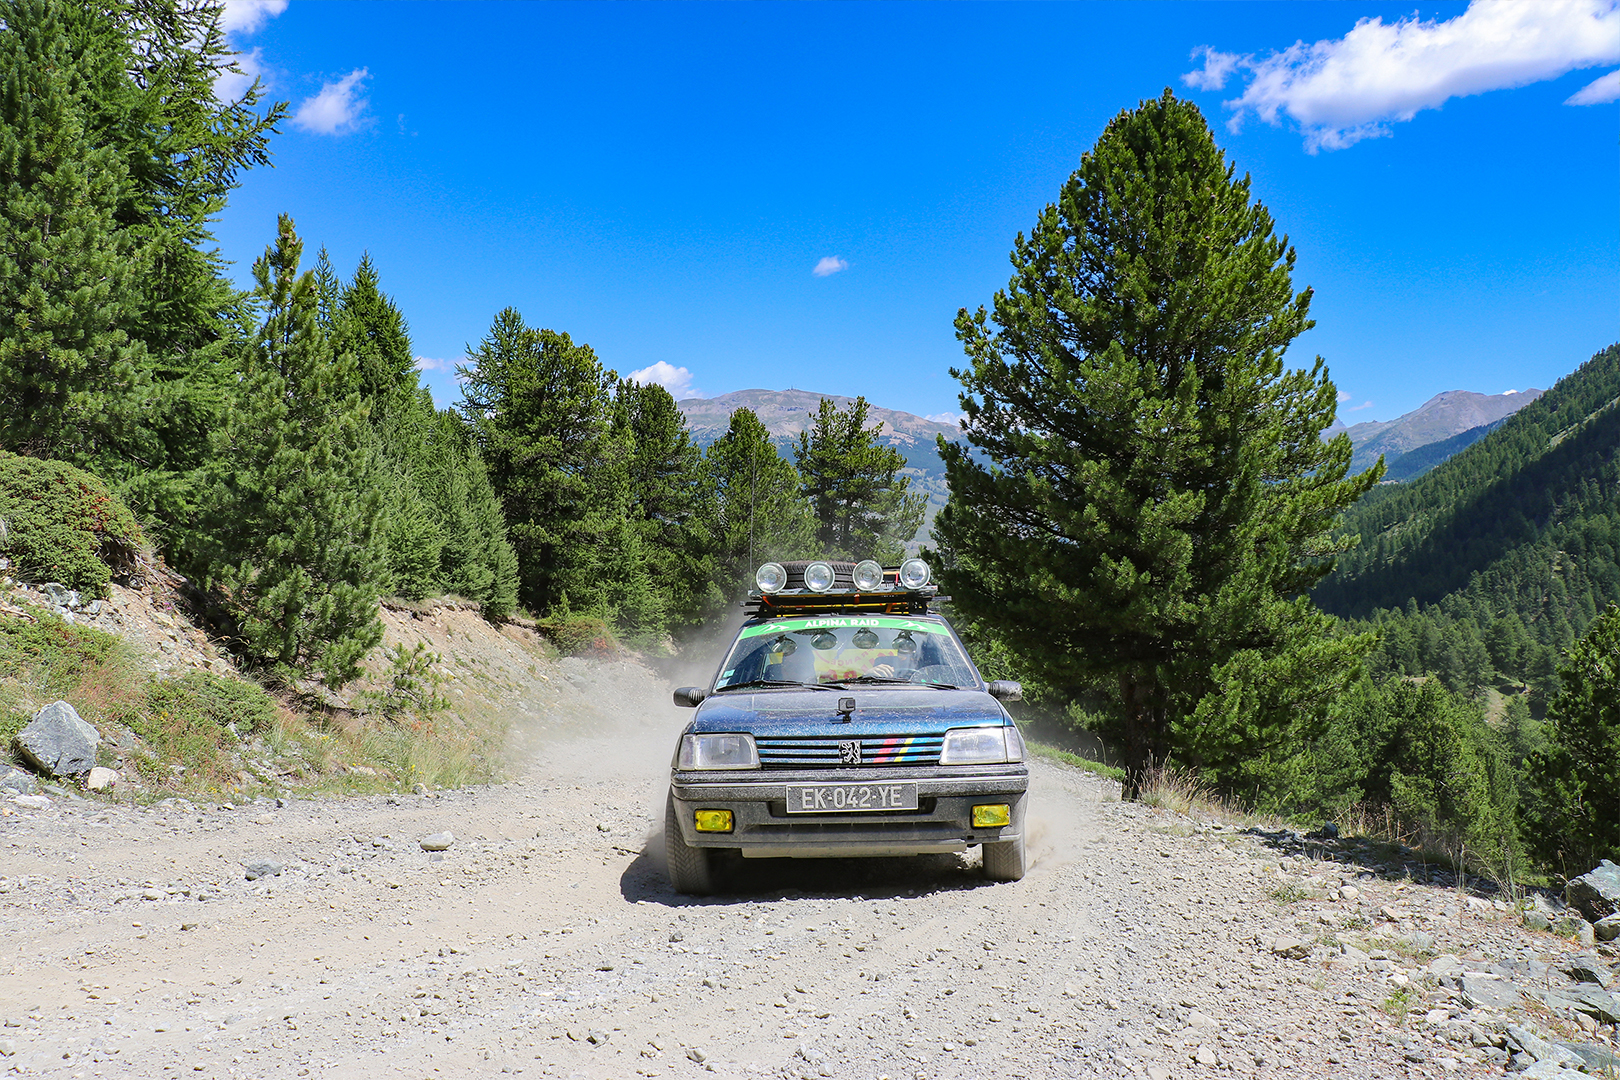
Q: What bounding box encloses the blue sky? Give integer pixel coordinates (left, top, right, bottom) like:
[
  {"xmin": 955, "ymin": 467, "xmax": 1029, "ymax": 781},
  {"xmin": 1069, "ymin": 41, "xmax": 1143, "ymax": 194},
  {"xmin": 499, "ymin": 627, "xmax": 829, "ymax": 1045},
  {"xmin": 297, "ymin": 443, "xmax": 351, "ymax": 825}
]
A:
[{"xmin": 213, "ymin": 0, "xmax": 1618, "ymax": 425}]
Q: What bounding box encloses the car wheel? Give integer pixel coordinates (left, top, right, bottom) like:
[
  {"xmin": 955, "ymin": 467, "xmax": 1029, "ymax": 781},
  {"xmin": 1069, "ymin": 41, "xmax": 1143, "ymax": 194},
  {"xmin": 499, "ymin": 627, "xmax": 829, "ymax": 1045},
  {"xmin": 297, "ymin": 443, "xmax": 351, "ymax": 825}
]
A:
[
  {"xmin": 664, "ymin": 794, "xmax": 715, "ymax": 895},
  {"xmin": 981, "ymin": 833, "xmax": 1026, "ymax": 881}
]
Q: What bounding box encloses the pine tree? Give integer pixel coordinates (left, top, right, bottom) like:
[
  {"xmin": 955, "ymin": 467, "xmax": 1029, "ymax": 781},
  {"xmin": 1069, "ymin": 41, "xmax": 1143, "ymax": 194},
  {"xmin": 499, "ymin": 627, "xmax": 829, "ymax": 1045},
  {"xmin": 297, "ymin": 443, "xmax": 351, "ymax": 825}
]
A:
[
  {"xmin": 202, "ymin": 215, "xmax": 385, "ymax": 687},
  {"xmin": 459, "ymin": 309, "xmax": 625, "ymax": 618},
  {"xmin": 934, "ymin": 91, "xmax": 1381, "ymax": 797},
  {"xmin": 0, "ymin": 0, "xmax": 284, "ymax": 526},
  {"xmin": 1522, "ymin": 604, "xmax": 1620, "ymax": 872},
  {"xmin": 793, "ymin": 396, "xmax": 925, "ymax": 562},
  {"xmin": 0, "ymin": 0, "xmax": 147, "ymax": 461},
  {"xmin": 333, "ymin": 253, "xmax": 416, "ymax": 413},
  {"xmin": 702, "ymin": 407, "xmax": 816, "ymax": 591},
  {"xmin": 620, "ymin": 378, "xmax": 716, "ymax": 629}
]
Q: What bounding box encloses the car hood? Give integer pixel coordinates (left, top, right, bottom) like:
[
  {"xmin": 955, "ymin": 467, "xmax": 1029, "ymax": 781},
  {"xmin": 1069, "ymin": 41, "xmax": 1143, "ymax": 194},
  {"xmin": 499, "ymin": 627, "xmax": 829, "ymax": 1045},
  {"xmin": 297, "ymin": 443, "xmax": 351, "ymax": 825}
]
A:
[{"xmin": 691, "ymin": 688, "xmax": 1008, "ymax": 735}]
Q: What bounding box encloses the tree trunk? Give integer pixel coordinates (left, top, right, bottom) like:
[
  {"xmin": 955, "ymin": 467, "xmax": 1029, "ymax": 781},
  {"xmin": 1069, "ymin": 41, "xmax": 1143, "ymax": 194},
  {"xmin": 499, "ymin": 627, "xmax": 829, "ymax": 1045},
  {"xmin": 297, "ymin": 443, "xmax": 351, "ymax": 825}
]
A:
[{"xmin": 1119, "ymin": 674, "xmax": 1164, "ymax": 801}]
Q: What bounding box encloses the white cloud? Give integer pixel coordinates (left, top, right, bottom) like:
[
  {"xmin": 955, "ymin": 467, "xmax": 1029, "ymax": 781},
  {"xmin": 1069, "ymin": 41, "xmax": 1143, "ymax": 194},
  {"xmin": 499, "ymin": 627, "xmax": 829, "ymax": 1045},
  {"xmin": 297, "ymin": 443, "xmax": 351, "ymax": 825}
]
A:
[
  {"xmin": 813, "ymin": 256, "xmax": 849, "ymax": 277},
  {"xmin": 414, "ymin": 356, "xmax": 456, "ymax": 373},
  {"xmin": 1184, "ymin": 46, "xmax": 1244, "ymax": 91},
  {"xmin": 1502, "ymin": 388, "xmax": 1520, "ymax": 394},
  {"xmin": 925, "ymin": 411, "xmax": 966, "ymax": 426},
  {"xmin": 292, "ymin": 68, "xmax": 371, "ymax": 135},
  {"xmin": 220, "ymin": 0, "xmax": 287, "ymax": 35},
  {"xmin": 1184, "ymin": 0, "xmax": 1620, "ymax": 152},
  {"xmin": 212, "ymin": 0, "xmax": 286, "ymax": 102},
  {"xmin": 1348, "ymin": 400, "xmax": 1375, "ymax": 412},
  {"xmin": 1567, "ymin": 66, "xmax": 1620, "ymax": 101},
  {"xmin": 626, "ymin": 361, "xmax": 703, "ymax": 400},
  {"xmin": 1336, "ymin": 389, "xmax": 1353, "ymax": 403}
]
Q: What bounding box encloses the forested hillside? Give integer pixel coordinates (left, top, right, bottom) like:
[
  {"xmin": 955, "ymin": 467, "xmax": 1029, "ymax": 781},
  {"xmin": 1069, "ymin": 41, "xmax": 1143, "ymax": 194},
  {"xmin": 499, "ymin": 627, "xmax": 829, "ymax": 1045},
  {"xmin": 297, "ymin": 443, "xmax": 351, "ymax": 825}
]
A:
[{"xmin": 1319, "ymin": 345, "xmax": 1620, "ymax": 638}]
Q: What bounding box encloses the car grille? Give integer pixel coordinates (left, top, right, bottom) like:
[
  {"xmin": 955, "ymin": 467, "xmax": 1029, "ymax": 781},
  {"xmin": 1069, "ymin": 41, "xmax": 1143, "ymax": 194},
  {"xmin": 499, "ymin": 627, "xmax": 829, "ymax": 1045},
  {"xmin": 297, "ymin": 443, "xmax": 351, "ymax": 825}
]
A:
[{"xmin": 754, "ymin": 734, "xmax": 945, "ymax": 768}]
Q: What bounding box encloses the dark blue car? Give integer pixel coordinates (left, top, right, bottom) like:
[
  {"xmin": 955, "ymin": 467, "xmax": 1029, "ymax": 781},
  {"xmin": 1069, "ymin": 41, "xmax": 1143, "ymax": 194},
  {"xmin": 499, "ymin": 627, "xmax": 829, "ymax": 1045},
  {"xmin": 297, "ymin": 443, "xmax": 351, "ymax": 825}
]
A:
[{"xmin": 665, "ymin": 558, "xmax": 1028, "ymax": 895}]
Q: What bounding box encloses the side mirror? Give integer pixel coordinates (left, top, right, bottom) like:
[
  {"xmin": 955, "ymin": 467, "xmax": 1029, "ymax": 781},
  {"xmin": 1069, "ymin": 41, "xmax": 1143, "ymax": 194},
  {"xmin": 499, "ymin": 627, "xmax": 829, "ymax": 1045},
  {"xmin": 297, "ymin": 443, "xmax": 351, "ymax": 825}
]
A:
[
  {"xmin": 672, "ymin": 686, "xmax": 707, "ymax": 708},
  {"xmin": 986, "ymin": 680, "xmax": 1023, "ymax": 702}
]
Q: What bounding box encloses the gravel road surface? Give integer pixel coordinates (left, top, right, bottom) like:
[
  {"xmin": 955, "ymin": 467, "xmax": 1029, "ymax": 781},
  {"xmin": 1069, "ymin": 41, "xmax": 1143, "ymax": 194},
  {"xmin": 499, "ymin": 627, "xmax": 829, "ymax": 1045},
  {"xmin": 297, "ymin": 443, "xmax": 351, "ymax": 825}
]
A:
[{"xmin": 0, "ymin": 657, "xmax": 1540, "ymax": 1079}]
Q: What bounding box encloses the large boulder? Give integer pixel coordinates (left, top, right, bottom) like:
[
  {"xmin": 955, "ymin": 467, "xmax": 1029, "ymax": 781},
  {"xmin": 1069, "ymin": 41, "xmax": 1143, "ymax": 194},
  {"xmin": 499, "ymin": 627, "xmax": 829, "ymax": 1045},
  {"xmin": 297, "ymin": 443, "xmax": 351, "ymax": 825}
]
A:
[
  {"xmin": 1566, "ymin": 860, "xmax": 1620, "ymax": 922},
  {"xmin": 13, "ymin": 700, "xmax": 99, "ymax": 778}
]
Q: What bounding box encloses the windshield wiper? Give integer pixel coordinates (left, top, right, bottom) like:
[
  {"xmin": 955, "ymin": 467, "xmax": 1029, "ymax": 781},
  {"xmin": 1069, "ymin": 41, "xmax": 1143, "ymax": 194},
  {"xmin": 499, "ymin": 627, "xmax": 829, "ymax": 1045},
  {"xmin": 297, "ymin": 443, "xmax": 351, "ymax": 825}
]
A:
[
  {"xmin": 714, "ymin": 679, "xmax": 826, "ymax": 692},
  {"xmin": 826, "ymin": 675, "xmax": 913, "ymax": 685}
]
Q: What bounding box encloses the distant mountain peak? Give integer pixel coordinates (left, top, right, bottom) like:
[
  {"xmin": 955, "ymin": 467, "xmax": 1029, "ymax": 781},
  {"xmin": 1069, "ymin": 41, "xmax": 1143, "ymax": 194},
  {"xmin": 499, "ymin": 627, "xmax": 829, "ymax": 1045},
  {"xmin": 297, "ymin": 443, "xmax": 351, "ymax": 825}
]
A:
[{"xmin": 1328, "ymin": 388, "xmax": 1544, "ymax": 474}]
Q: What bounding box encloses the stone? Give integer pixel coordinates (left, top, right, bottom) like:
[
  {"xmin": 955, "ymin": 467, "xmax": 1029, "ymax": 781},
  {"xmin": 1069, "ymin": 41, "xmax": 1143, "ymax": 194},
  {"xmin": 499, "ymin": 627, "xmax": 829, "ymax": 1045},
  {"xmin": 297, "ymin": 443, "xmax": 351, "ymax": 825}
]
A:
[
  {"xmin": 1505, "ymin": 1025, "xmax": 1585, "ymax": 1071},
  {"xmin": 1595, "ymin": 913, "xmax": 1620, "ymax": 941},
  {"xmin": 1269, "ymin": 936, "xmax": 1311, "ymax": 960},
  {"xmin": 1523, "ymin": 910, "xmax": 1553, "ymax": 932},
  {"xmin": 1427, "ymin": 955, "xmax": 1465, "ymax": 978},
  {"xmin": 1564, "ymin": 956, "xmax": 1613, "ymax": 988},
  {"xmin": 86, "ymin": 767, "xmax": 117, "ymax": 792},
  {"xmin": 0, "ymin": 765, "xmax": 36, "ymax": 794},
  {"xmin": 1557, "ymin": 1040, "xmax": 1620, "ymax": 1074},
  {"xmin": 244, "ymin": 861, "xmax": 283, "ymax": 881},
  {"xmin": 1518, "ymin": 1061, "xmax": 1586, "ymax": 1080},
  {"xmin": 1338, "ymin": 885, "xmax": 1360, "ymax": 901},
  {"xmin": 14, "ymin": 700, "xmax": 99, "ymax": 777},
  {"xmin": 1550, "ymin": 914, "xmax": 1589, "ymax": 939},
  {"xmin": 1192, "ymin": 1044, "xmax": 1218, "ymax": 1066},
  {"xmin": 685, "ymin": 1047, "xmax": 707, "ymax": 1063},
  {"xmin": 1566, "ymin": 860, "xmax": 1620, "ymax": 922},
  {"xmin": 420, "ymin": 832, "xmax": 454, "ymax": 852},
  {"xmin": 12, "ymin": 794, "xmax": 50, "ymax": 810},
  {"xmin": 586, "ymin": 1030, "xmax": 609, "ymax": 1045},
  {"xmin": 1460, "ymin": 974, "xmax": 1522, "ymax": 1011}
]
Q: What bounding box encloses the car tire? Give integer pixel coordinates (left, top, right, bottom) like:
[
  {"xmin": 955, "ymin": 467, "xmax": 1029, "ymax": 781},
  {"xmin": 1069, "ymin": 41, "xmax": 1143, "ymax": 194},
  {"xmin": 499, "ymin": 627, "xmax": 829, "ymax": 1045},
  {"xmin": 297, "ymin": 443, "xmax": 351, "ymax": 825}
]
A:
[
  {"xmin": 664, "ymin": 795, "xmax": 715, "ymax": 896},
  {"xmin": 981, "ymin": 833, "xmax": 1026, "ymax": 882}
]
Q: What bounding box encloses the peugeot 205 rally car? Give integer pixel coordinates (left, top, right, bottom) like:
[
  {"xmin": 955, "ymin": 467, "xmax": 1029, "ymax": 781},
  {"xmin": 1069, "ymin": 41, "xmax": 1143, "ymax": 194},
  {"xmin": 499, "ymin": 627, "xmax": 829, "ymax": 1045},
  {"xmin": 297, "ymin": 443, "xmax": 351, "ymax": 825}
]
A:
[{"xmin": 663, "ymin": 558, "xmax": 1028, "ymax": 895}]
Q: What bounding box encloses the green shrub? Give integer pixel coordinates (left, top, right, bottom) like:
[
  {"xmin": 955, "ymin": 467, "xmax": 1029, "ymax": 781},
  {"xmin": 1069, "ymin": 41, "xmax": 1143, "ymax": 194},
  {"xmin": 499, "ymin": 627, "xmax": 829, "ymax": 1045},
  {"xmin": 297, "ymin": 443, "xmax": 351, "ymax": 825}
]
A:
[
  {"xmin": 0, "ymin": 453, "xmax": 143, "ymax": 597},
  {"xmin": 0, "ymin": 608, "xmax": 123, "ymax": 695},
  {"xmin": 358, "ymin": 642, "xmax": 449, "ymax": 719},
  {"xmin": 534, "ymin": 613, "xmax": 615, "ymax": 657},
  {"xmin": 117, "ymin": 670, "xmax": 279, "ymax": 788}
]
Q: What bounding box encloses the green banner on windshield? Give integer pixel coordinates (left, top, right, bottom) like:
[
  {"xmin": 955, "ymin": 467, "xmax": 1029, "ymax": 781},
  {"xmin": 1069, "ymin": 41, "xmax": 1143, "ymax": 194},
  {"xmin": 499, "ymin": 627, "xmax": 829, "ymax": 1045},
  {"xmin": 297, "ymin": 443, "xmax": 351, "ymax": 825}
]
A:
[{"xmin": 739, "ymin": 615, "xmax": 950, "ymax": 639}]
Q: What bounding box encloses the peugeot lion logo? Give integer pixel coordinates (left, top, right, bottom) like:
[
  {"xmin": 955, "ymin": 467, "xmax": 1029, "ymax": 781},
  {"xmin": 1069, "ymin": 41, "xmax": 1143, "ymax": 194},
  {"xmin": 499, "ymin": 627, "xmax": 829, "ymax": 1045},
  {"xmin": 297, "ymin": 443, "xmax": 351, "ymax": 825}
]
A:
[{"xmin": 839, "ymin": 740, "xmax": 862, "ymax": 765}]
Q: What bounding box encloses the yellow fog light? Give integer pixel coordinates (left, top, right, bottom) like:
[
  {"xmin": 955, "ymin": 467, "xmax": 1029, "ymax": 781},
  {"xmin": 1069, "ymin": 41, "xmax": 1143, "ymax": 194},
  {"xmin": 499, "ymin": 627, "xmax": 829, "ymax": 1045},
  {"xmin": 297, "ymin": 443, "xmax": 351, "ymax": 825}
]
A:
[
  {"xmin": 972, "ymin": 804, "xmax": 1011, "ymax": 828},
  {"xmin": 694, "ymin": 809, "xmax": 734, "ymax": 833}
]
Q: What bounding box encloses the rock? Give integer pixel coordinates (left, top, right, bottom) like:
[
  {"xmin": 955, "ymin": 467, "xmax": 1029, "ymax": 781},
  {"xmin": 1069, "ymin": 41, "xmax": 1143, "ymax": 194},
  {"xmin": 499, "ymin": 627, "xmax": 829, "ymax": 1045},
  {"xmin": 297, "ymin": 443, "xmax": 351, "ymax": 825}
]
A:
[
  {"xmin": 1564, "ymin": 956, "xmax": 1613, "ymax": 988},
  {"xmin": 1518, "ymin": 1061, "xmax": 1587, "ymax": 1080},
  {"xmin": 13, "ymin": 700, "xmax": 99, "ymax": 777},
  {"xmin": 1568, "ymin": 987, "xmax": 1620, "ymax": 1024},
  {"xmin": 420, "ymin": 832, "xmax": 455, "ymax": 852},
  {"xmin": 86, "ymin": 767, "xmax": 117, "ymax": 792},
  {"xmin": 12, "ymin": 794, "xmax": 50, "ymax": 810},
  {"xmin": 1558, "ymin": 1040, "xmax": 1620, "ymax": 1074},
  {"xmin": 1566, "ymin": 860, "xmax": 1620, "ymax": 922},
  {"xmin": 0, "ymin": 765, "xmax": 36, "ymax": 794},
  {"xmin": 1269, "ymin": 936, "xmax": 1311, "ymax": 960},
  {"xmin": 1595, "ymin": 912, "xmax": 1620, "ymax": 941},
  {"xmin": 1523, "ymin": 909, "xmax": 1553, "ymax": 932},
  {"xmin": 1551, "ymin": 914, "xmax": 1590, "ymax": 939},
  {"xmin": 1506, "ymin": 1025, "xmax": 1585, "ymax": 1071},
  {"xmin": 1460, "ymin": 974, "xmax": 1522, "ymax": 1011},
  {"xmin": 586, "ymin": 1029, "xmax": 609, "ymax": 1045},
  {"xmin": 1338, "ymin": 884, "xmax": 1360, "ymax": 901},
  {"xmin": 1192, "ymin": 1044, "xmax": 1218, "ymax": 1066},
  {"xmin": 244, "ymin": 861, "xmax": 283, "ymax": 881},
  {"xmin": 685, "ymin": 1047, "xmax": 707, "ymax": 1063},
  {"xmin": 1427, "ymin": 955, "xmax": 1465, "ymax": 978}
]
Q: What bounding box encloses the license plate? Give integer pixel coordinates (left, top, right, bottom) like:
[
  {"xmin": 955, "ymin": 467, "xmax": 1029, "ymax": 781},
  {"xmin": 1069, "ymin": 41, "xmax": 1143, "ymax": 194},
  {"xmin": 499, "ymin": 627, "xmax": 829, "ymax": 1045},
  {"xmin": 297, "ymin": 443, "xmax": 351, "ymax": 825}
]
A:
[{"xmin": 784, "ymin": 782, "xmax": 918, "ymax": 813}]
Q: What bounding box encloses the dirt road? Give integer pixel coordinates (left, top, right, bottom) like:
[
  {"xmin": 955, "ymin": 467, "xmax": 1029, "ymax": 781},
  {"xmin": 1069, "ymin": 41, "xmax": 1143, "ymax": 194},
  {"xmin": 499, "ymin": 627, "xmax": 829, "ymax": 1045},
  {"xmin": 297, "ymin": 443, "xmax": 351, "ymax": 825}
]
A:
[{"xmin": 1, "ymin": 656, "xmax": 1517, "ymax": 1079}]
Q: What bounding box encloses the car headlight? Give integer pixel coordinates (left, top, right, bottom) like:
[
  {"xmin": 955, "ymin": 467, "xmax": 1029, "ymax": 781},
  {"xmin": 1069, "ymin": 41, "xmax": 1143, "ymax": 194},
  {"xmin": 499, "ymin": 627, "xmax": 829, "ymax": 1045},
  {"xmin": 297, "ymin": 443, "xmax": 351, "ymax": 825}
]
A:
[
  {"xmin": 938, "ymin": 726, "xmax": 1024, "ymax": 765},
  {"xmin": 677, "ymin": 733, "xmax": 761, "ymax": 770}
]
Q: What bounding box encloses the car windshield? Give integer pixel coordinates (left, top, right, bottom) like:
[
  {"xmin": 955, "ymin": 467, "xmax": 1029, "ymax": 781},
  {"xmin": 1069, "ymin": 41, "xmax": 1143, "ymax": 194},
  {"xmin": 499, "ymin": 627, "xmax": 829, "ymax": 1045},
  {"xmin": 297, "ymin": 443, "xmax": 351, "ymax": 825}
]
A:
[{"xmin": 713, "ymin": 616, "xmax": 977, "ymax": 691}]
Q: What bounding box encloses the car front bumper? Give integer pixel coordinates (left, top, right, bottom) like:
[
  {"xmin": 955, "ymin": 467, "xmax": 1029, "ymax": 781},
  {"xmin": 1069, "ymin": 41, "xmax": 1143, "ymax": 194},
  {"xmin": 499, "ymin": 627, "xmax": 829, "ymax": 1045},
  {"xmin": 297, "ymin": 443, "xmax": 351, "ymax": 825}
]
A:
[{"xmin": 668, "ymin": 764, "xmax": 1028, "ymax": 858}]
